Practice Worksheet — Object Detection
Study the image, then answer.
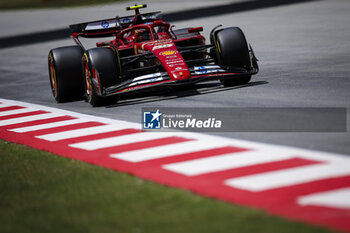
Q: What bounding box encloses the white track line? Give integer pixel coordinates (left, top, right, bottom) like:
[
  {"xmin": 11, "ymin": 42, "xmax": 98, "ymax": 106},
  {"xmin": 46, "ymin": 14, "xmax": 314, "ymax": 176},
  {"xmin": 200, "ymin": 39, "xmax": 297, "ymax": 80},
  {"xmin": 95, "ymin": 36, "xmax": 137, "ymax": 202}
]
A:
[
  {"xmin": 0, "ymin": 103, "xmax": 16, "ymax": 108},
  {"xmin": 36, "ymin": 124, "xmax": 131, "ymax": 142},
  {"xmin": 224, "ymin": 162, "xmax": 350, "ymax": 192},
  {"xmin": 163, "ymin": 149, "xmax": 294, "ymax": 176},
  {"xmin": 10, "ymin": 118, "xmax": 89, "ymax": 133},
  {"xmin": 298, "ymin": 187, "xmax": 350, "ymax": 209},
  {"xmin": 0, "ymin": 108, "xmax": 38, "ymax": 116},
  {"xmin": 69, "ymin": 132, "xmax": 180, "ymax": 151},
  {"xmin": 0, "ymin": 113, "xmax": 63, "ymax": 126},
  {"xmin": 0, "ymin": 98, "xmax": 140, "ymax": 129},
  {"xmin": 110, "ymin": 140, "xmax": 230, "ymax": 162}
]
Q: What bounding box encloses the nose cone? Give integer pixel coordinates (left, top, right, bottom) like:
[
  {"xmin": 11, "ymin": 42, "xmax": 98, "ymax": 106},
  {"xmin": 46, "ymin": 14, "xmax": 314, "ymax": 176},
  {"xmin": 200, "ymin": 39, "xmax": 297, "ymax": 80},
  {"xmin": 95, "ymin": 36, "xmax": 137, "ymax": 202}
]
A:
[
  {"xmin": 148, "ymin": 41, "xmax": 191, "ymax": 81},
  {"xmin": 172, "ymin": 69, "xmax": 191, "ymax": 80}
]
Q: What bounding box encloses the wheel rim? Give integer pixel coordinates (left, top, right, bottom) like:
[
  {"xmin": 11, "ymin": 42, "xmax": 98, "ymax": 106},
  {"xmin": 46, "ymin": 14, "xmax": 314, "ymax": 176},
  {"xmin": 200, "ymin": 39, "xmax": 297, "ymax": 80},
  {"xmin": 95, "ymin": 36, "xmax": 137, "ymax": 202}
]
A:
[
  {"xmin": 84, "ymin": 63, "xmax": 92, "ymax": 103},
  {"xmin": 49, "ymin": 56, "xmax": 57, "ymax": 98}
]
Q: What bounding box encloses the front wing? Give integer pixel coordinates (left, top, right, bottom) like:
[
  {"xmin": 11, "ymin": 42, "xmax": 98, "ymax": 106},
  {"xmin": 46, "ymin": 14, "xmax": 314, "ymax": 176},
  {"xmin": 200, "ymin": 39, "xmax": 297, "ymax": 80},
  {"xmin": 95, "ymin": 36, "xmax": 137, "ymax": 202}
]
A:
[{"xmin": 104, "ymin": 65, "xmax": 255, "ymax": 96}]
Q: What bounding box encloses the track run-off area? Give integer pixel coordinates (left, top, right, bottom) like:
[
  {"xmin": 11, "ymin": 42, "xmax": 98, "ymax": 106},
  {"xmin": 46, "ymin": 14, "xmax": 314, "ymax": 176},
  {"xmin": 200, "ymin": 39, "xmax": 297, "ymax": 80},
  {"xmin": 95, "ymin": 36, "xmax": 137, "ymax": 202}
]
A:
[{"xmin": 0, "ymin": 98, "xmax": 349, "ymax": 232}]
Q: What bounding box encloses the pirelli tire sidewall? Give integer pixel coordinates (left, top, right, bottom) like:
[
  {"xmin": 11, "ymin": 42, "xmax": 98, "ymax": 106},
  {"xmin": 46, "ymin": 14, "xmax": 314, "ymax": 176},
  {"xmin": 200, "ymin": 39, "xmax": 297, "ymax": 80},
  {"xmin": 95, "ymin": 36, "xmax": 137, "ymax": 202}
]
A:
[
  {"xmin": 48, "ymin": 45, "xmax": 84, "ymax": 102},
  {"xmin": 215, "ymin": 27, "xmax": 251, "ymax": 69},
  {"xmin": 215, "ymin": 27, "xmax": 252, "ymax": 86}
]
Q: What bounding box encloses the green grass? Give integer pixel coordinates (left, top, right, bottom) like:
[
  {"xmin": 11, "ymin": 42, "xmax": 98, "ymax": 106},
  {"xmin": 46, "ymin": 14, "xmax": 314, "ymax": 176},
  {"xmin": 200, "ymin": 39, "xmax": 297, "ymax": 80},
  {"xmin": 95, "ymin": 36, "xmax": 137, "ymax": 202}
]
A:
[
  {"xmin": 0, "ymin": 0, "xmax": 125, "ymax": 10},
  {"xmin": 0, "ymin": 139, "xmax": 337, "ymax": 233}
]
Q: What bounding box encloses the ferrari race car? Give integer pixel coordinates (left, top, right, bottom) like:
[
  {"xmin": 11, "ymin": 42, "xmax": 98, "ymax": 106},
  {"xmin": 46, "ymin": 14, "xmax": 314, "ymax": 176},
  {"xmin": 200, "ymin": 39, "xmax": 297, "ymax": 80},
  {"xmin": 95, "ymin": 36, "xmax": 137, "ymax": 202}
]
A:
[{"xmin": 48, "ymin": 4, "xmax": 259, "ymax": 106}]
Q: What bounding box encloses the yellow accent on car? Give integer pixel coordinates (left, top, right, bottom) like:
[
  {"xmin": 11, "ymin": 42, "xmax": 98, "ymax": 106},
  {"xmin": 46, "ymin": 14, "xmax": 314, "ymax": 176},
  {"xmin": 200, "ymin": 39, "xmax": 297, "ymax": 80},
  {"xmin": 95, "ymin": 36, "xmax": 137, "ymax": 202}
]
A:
[
  {"xmin": 216, "ymin": 40, "xmax": 221, "ymax": 54},
  {"xmin": 126, "ymin": 4, "xmax": 146, "ymax": 11},
  {"xmin": 160, "ymin": 50, "xmax": 177, "ymax": 56},
  {"xmin": 83, "ymin": 53, "xmax": 89, "ymax": 63}
]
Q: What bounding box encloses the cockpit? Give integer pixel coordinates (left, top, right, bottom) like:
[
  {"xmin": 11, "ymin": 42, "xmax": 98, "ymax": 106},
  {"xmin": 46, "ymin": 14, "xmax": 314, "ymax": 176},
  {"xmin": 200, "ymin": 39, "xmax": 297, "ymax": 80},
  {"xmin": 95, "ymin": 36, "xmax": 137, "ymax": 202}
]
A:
[{"xmin": 117, "ymin": 21, "xmax": 171, "ymax": 45}]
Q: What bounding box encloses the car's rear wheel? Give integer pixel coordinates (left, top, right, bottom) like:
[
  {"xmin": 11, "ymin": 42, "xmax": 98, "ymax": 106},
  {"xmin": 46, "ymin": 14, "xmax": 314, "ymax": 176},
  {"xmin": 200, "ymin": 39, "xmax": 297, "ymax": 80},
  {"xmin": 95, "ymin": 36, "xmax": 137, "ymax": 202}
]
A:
[
  {"xmin": 48, "ymin": 46, "xmax": 84, "ymax": 102},
  {"xmin": 83, "ymin": 47, "xmax": 120, "ymax": 107},
  {"xmin": 214, "ymin": 27, "xmax": 252, "ymax": 87}
]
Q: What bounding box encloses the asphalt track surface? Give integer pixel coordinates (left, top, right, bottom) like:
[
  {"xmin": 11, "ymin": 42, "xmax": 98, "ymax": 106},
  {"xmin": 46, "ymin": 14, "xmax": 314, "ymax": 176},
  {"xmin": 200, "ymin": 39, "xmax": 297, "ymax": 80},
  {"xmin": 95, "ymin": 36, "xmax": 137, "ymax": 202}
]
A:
[{"xmin": 0, "ymin": 0, "xmax": 349, "ymax": 155}]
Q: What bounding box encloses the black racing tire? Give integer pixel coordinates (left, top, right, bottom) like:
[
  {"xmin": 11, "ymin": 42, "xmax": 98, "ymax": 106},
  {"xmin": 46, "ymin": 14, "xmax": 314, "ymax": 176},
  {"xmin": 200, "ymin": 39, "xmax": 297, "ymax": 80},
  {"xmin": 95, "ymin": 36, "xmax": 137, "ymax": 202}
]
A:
[
  {"xmin": 214, "ymin": 27, "xmax": 252, "ymax": 86},
  {"xmin": 48, "ymin": 46, "xmax": 84, "ymax": 102},
  {"xmin": 83, "ymin": 47, "xmax": 120, "ymax": 107}
]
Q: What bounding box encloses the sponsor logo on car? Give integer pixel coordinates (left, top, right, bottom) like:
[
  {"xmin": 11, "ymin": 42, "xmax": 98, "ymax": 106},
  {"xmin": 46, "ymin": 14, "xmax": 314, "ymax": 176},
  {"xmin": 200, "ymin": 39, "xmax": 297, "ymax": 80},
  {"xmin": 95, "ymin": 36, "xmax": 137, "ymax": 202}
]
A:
[
  {"xmin": 160, "ymin": 50, "xmax": 177, "ymax": 56},
  {"xmin": 193, "ymin": 65, "xmax": 225, "ymax": 75},
  {"xmin": 152, "ymin": 44, "xmax": 172, "ymax": 51},
  {"xmin": 85, "ymin": 20, "xmax": 116, "ymax": 31},
  {"xmin": 120, "ymin": 17, "xmax": 132, "ymax": 23},
  {"xmin": 165, "ymin": 59, "xmax": 183, "ymax": 64},
  {"xmin": 165, "ymin": 55, "xmax": 177, "ymax": 59},
  {"xmin": 101, "ymin": 21, "xmax": 109, "ymax": 28},
  {"xmin": 196, "ymin": 66, "xmax": 208, "ymax": 74}
]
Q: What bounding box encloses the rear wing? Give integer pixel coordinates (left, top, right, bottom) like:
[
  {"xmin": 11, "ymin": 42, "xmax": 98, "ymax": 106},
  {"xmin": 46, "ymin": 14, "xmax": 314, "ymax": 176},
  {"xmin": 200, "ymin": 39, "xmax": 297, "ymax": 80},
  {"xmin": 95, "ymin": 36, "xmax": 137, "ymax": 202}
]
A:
[{"xmin": 69, "ymin": 11, "xmax": 163, "ymax": 38}]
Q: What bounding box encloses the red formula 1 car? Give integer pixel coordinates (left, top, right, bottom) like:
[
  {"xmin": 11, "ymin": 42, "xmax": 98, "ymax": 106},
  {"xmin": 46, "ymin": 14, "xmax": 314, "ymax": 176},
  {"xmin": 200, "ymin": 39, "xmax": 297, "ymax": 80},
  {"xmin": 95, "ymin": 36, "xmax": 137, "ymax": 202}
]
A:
[{"xmin": 48, "ymin": 4, "xmax": 258, "ymax": 106}]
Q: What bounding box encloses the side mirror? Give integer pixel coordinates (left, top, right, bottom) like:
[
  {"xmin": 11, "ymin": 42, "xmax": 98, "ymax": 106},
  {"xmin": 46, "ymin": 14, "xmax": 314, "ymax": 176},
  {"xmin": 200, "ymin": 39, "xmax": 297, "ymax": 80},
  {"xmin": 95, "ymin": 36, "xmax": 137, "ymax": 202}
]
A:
[{"xmin": 170, "ymin": 25, "xmax": 176, "ymax": 39}]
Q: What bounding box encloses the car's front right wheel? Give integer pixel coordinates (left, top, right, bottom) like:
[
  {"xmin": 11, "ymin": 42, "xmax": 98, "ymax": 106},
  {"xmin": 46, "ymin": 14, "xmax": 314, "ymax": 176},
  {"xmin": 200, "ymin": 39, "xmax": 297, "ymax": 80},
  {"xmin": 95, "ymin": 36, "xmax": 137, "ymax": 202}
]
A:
[{"xmin": 83, "ymin": 47, "xmax": 120, "ymax": 107}]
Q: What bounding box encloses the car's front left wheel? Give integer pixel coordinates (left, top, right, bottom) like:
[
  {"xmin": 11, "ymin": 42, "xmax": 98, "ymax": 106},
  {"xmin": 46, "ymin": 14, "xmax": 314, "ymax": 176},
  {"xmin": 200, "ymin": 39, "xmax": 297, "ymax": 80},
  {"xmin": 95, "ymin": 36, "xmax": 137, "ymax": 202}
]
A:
[{"xmin": 213, "ymin": 27, "xmax": 252, "ymax": 87}]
